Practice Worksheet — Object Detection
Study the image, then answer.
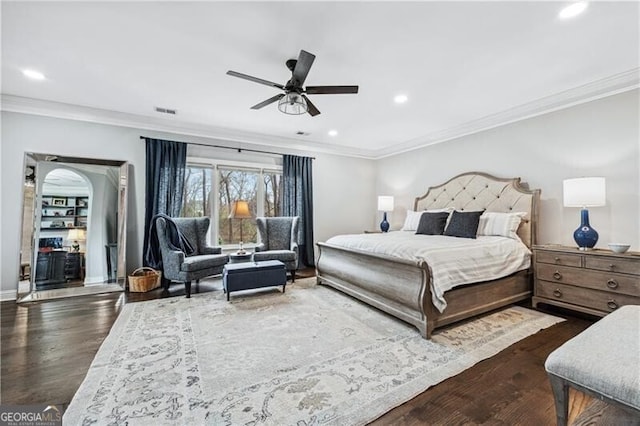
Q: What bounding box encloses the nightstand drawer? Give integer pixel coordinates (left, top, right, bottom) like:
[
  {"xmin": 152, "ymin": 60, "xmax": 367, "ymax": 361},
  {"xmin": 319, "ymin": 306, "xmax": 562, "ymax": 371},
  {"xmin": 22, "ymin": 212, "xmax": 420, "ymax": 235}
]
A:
[
  {"xmin": 536, "ymin": 264, "xmax": 640, "ymax": 297},
  {"xmin": 535, "ymin": 250, "xmax": 582, "ymax": 267},
  {"xmin": 536, "ymin": 281, "xmax": 639, "ymax": 314},
  {"xmin": 584, "ymin": 256, "xmax": 640, "ymax": 276}
]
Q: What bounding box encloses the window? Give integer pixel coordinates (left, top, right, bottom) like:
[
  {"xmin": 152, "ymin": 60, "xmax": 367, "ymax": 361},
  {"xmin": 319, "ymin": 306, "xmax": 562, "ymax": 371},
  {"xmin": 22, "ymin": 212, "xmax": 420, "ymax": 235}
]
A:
[
  {"xmin": 218, "ymin": 168, "xmax": 258, "ymax": 245},
  {"xmin": 182, "ymin": 166, "xmax": 212, "ymax": 218},
  {"xmin": 263, "ymin": 171, "xmax": 282, "ymax": 217},
  {"xmin": 181, "ymin": 161, "xmax": 282, "ymax": 248}
]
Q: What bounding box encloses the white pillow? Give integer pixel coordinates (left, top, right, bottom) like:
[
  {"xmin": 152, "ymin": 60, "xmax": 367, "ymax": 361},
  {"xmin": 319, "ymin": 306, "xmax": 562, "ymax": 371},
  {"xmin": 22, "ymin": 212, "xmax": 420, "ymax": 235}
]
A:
[
  {"xmin": 477, "ymin": 211, "xmax": 527, "ymax": 240},
  {"xmin": 401, "ymin": 208, "xmax": 453, "ymax": 231}
]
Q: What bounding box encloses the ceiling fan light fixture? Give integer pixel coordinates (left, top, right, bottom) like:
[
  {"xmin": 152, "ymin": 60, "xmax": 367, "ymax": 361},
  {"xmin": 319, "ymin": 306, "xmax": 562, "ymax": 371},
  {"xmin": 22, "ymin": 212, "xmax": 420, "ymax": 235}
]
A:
[{"xmin": 278, "ymin": 92, "xmax": 308, "ymax": 115}]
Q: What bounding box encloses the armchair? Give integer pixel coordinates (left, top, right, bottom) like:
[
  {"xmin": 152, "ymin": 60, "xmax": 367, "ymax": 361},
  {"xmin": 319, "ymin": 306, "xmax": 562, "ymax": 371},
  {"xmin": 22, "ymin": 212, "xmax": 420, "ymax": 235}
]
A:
[
  {"xmin": 156, "ymin": 217, "xmax": 228, "ymax": 298},
  {"xmin": 254, "ymin": 216, "xmax": 300, "ymax": 282}
]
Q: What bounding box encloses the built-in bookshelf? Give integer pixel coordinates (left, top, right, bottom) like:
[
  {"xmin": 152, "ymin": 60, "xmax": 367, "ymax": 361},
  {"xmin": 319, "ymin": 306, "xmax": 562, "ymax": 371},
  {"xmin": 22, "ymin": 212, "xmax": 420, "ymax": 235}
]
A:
[{"xmin": 41, "ymin": 195, "xmax": 89, "ymax": 231}]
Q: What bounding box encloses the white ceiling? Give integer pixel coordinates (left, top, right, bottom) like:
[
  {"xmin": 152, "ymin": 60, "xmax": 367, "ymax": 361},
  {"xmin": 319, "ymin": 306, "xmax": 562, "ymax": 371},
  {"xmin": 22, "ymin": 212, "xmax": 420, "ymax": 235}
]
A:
[{"xmin": 2, "ymin": 1, "xmax": 639, "ymax": 158}]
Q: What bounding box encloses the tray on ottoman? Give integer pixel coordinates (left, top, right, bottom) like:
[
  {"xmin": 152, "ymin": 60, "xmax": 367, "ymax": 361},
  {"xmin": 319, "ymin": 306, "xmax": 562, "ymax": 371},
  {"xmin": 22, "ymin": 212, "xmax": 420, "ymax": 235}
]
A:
[{"xmin": 223, "ymin": 260, "xmax": 287, "ymax": 301}]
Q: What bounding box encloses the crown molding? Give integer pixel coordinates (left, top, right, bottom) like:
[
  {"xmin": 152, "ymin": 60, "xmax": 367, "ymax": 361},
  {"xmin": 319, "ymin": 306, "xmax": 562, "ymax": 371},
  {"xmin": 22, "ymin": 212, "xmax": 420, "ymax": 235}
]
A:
[
  {"xmin": 2, "ymin": 68, "xmax": 638, "ymax": 161},
  {"xmin": 372, "ymin": 68, "xmax": 640, "ymax": 159},
  {"xmin": 0, "ymin": 95, "xmax": 370, "ymax": 159}
]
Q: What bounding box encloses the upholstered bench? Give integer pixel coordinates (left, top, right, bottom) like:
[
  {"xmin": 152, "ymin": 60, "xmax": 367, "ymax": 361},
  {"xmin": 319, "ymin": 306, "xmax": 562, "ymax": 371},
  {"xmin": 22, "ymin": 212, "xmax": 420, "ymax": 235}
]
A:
[
  {"xmin": 223, "ymin": 260, "xmax": 287, "ymax": 301},
  {"xmin": 545, "ymin": 305, "xmax": 640, "ymax": 425}
]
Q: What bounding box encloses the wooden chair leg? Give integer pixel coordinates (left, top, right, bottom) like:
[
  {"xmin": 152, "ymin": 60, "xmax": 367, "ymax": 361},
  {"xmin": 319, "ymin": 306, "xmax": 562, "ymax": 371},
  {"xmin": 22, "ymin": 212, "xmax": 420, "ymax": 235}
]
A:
[
  {"xmin": 185, "ymin": 281, "xmax": 191, "ymax": 298},
  {"xmin": 162, "ymin": 276, "xmax": 170, "ymax": 290},
  {"xmin": 548, "ymin": 373, "xmax": 569, "ymax": 426}
]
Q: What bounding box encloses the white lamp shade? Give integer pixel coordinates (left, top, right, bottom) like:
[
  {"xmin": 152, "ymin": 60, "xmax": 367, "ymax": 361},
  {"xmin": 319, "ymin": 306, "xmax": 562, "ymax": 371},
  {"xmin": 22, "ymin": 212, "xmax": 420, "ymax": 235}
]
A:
[
  {"xmin": 67, "ymin": 229, "xmax": 86, "ymax": 240},
  {"xmin": 377, "ymin": 196, "xmax": 394, "ymax": 212},
  {"xmin": 563, "ymin": 177, "xmax": 606, "ymax": 207}
]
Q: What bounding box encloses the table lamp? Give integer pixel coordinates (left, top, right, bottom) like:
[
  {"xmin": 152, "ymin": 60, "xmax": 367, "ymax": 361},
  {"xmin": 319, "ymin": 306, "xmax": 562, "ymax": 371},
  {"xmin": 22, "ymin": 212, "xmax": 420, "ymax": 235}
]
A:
[
  {"xmin": 67, "ymin": 228, "xmax": 86, "ymax": 252},
  {"xmin": 229, "ymin": 200, "xmax": 252, "ymax": 254},
  {"xmin": 377, "ymin": 196, "xmax": 394, "ymax": 232},
  {"xmin": 563, "ymin": 177, "xmax": 605, "ymax": 250}
]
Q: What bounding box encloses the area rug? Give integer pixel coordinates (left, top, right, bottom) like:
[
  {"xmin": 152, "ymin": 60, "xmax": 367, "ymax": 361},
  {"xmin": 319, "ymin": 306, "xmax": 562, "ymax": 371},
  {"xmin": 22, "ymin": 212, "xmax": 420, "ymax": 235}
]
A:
[{"xmin": 63, "ymin": 278, "xmax": 563, "ymax": 425}]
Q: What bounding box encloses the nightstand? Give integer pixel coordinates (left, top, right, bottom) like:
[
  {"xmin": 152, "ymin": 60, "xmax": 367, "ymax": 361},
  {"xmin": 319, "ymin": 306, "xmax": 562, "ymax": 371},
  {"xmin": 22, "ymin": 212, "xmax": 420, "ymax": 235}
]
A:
[{"xmin": 532, "ymin": 245, "xmax": 640, "ymax": 317}]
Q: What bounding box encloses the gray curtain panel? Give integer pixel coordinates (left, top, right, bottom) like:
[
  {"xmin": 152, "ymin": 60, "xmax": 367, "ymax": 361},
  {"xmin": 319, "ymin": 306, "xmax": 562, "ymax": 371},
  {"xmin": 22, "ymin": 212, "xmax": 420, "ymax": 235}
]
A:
[
  {"xmin": 143, "ymin": 138, "xmax": 187, "ymax": 267},
  {"xmin": 283, "ymin": 155, "xmax": 315, "ymax": 267}
]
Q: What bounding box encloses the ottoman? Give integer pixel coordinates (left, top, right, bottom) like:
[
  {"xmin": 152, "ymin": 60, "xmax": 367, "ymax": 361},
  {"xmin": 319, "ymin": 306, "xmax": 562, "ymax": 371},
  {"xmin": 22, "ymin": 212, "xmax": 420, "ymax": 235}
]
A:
[
  {"xmin": 223, "ymin": 260, "xmax": 287, "ymax": 301},
  {"xmin": 545, "ymin": 305, "xmax": 640, "ymax": 425}
]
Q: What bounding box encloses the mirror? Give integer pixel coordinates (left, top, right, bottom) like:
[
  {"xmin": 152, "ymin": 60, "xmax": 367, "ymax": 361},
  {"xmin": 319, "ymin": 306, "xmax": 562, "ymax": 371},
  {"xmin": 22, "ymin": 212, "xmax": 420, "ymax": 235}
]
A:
[{"xmin": 17, "ymin": 153, "xmax": 128, "ymax": 302}]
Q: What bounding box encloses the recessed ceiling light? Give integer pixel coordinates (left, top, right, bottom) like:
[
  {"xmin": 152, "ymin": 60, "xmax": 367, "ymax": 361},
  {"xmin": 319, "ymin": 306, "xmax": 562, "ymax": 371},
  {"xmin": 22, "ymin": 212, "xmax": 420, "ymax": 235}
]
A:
[
  {"xmin": 558, "ymin": 1, "xmax": 588, "ymax": 19},
  {"xmin": 328, "ymin": 130, "xmax": 338, "ymax": 137},
  {"xmin": 394, "ymin": 94, "xmax": 408, "ymax": 104},
  {"xmin": 22, "ymin": 69, "xmax": 46, "ymax": 80}
]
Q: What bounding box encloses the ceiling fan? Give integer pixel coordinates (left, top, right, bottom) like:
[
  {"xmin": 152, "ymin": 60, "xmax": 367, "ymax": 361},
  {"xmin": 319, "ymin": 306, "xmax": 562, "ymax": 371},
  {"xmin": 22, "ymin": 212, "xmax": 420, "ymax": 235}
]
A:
[{"xmin": 226, "ymin": 50, "xmax": 358, "ymax": 117}]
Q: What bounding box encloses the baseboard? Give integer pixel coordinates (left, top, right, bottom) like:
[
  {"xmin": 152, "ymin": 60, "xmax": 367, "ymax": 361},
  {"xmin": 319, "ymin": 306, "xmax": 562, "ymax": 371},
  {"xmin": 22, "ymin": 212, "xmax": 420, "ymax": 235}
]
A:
[{"xmin": 0, "ymin": 289, "xmax": 17, "ymax": 302}]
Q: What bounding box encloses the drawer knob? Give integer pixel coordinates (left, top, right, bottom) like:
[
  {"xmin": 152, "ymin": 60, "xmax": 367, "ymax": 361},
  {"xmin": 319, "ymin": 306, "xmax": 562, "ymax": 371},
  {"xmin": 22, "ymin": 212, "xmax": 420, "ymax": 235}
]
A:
[
  {"xmin": 553, "ymin": 271, "xmax": 562, "ymax": 280},
  {"xmin": 553, "ymin": 289, "xmax": 562, "ymax": 298},
  {"xmin": 554, "ymin": 257, "xmax": 561, "ymax": 263},
  {"xmin": 607, "ymin": 300, "xmax": 619, "ymax": 310},
  {"xmin": 606, "ymin": 279, "xmax": 619, "ymax": 289},
  {"xmin": 609, "ymin": 264, "xmax": 616, "ymax": 271}
]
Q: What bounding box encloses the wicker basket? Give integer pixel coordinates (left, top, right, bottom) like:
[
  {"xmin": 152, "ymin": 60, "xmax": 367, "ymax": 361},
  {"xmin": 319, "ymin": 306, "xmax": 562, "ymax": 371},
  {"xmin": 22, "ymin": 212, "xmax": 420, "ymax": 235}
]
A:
[{"xmin": 128, "ymin": 267, "xmax": 162, "ymax": 292}]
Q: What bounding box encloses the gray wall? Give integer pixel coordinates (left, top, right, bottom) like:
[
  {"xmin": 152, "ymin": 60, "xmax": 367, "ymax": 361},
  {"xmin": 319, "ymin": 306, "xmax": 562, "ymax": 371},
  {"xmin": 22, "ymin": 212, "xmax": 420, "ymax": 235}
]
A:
[
  {"xmin": 3, "ymin": 90, "xmax": 637, "ymax": 299},
  {"xmin": 376, "ymin": 90, "xmax": 640, "ymax": 250},
  {"xmin": 0, "ymin": 111, "xmax": 376, "ymax": 299}
]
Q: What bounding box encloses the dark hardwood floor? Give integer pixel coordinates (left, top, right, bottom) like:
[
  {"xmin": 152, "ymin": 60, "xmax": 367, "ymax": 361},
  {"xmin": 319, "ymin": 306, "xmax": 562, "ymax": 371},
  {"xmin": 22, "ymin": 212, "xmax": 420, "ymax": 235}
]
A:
[{"xmin": 0, "ymin": 271, "xmax": 629, "ymax": 424}]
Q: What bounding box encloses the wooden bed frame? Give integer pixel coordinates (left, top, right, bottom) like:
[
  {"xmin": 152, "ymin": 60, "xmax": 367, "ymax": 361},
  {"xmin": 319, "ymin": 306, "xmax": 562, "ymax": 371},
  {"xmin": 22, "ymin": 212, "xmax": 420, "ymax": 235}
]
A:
[{"xmin": 316, "ymin": 172, "xmax": 540, "ymax": 339}]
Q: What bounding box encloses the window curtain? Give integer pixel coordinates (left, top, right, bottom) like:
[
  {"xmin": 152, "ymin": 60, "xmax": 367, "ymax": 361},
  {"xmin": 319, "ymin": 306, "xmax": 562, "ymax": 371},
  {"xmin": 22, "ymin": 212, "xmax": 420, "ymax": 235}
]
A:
[
  {"xmin": 143, "ymin": 138, "xmax": 187, "ymax": 267},
  {"xmin": 282, "ymin": 155, "xmax": 314, "ymax": 267}
]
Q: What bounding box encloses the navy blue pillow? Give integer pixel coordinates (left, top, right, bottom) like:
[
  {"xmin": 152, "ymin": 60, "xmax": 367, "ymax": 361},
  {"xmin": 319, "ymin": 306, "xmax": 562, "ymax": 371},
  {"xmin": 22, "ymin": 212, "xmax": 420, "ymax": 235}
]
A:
[
  {"xmin": 415, "ymin": 212, "xmax": 450, "ymax": 235},
  {"xmin": 444, "ymin": 210, "xmax": 484, "ymax": 239}
]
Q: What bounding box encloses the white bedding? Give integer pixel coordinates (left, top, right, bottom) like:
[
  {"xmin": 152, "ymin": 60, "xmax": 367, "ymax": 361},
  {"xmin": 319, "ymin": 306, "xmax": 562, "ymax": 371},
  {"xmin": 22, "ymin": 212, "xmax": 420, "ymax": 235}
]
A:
[{"xmin": 326, "ymin": 231, "xmax": 531, "ymax": 313}]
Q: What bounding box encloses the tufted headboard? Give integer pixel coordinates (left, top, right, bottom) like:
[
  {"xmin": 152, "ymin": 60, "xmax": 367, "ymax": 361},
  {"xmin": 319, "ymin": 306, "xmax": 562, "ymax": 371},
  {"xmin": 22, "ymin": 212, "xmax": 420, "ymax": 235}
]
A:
[{"xmin": 414, "ymin": 172, "xmax": 540, "ymax": 248}]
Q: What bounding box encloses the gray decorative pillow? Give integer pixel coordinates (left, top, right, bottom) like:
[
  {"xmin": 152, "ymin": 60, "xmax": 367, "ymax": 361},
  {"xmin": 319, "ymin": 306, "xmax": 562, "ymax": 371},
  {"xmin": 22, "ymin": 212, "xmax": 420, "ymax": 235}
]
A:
[
  {"xmin": 444, "ymin": 210, "xmax": 484, "ymax": 239},
  {"xmin": 415, "ymin": 212, "xmax": 450, "ymax": 235}
]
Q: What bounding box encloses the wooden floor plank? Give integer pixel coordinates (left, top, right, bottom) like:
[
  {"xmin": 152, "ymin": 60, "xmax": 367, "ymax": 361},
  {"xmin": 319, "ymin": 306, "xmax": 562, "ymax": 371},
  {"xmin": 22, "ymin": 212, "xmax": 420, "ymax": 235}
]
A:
[{"xmin": 0, "ymin": 273, "xmax": 624, "ymax": 424}]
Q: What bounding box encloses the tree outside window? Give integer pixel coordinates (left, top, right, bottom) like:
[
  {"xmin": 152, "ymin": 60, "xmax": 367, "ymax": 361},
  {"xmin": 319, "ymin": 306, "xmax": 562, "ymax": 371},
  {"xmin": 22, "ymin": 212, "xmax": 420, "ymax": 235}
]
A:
[
  {"xmin": 181, "ymin": 167, "xmax": 211, "ymax": 217},
  {"xmin": 263, "ymin": 171, "xmax": 282, "ymax": 217},
  {"xmin": 218, "ymin": 169, "xmax": 258, "ymax": 245},
  {"xmin": 182, "ymin": 163, "xmax": 282, "ymax": 247}
]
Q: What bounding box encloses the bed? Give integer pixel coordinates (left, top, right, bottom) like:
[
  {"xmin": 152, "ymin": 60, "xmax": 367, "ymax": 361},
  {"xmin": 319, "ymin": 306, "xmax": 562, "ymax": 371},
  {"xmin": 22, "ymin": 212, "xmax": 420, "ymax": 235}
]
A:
[{"xmin": 316, "ymin": 172, "xmax": 540, "ymax": 339}]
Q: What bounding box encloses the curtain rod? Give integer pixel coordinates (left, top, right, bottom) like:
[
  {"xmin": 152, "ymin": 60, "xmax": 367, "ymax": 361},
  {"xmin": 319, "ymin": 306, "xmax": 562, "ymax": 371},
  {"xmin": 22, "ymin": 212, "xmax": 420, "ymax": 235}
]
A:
[{"xmin": 139, "ymin": 136, "xmax": 315, "ymax": 160}]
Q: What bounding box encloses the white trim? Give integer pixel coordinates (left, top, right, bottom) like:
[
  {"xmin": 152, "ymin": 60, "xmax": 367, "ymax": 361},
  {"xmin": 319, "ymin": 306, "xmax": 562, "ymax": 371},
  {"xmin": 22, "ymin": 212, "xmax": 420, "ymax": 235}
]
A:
[
  {"xmin": 373, "ymin": 68, "xmax": 640, "ymax": 159},
  {"xmin": 2, "ymin": 68, "xmax": 638, "ymax": 160},
  {"xmin": 0, "ymin": 95, "xmax": 368, "ymax": 159},
  {"xmin": 0, "ymin": 289, "xmax": 17, "ymax": 302}
]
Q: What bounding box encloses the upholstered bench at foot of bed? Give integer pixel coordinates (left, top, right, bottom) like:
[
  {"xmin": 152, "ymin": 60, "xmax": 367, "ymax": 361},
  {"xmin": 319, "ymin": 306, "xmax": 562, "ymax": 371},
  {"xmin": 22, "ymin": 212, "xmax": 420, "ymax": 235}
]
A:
[{"xmin": 544, "ymin": 305, "xmax": 640, "ymax": 425}]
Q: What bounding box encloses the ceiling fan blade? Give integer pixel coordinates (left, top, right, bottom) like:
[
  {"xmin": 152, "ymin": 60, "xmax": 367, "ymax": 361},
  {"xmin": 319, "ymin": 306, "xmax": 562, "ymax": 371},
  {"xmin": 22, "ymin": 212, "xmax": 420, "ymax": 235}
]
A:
[
  {"xmin": 226, "ymin": 70, "xmax": 284, "ymax": 90},
  {"xmin": 302, "ymin": 95, "xmax": 321, "ymax": 117},
  {"xmin": 305, "ymin": 85, "xmax": 359, "ymax": 95},
  {"xmin": 250, "ymin": 94, "xmax": 284, "ymax": 110},
  {"xmin": 292, "ymin": 50, "xmax": 315, "ymax": 87}
]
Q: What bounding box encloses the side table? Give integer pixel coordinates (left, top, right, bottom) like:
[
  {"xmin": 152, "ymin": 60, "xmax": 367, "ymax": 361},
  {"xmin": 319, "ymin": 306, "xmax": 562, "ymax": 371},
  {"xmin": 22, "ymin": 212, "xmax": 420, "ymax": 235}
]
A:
[
  {"xmin": 532, "ymin": 244, "xmax": 640, "ymax": 317},
  {"xmin": 229, "ymin": 252, "xmax": 253, "ymax": 264}
]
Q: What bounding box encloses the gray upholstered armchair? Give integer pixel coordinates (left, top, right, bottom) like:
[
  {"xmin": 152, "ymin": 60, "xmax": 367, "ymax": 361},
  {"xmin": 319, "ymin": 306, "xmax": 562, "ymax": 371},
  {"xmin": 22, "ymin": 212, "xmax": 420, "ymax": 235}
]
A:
[
  {"xmin": 254, "ymin": 216, "xmax": 300, "ymax": 282},
  {"xmin": 156, "ymin": 217, "xmax": 228, "ymax": 298}
]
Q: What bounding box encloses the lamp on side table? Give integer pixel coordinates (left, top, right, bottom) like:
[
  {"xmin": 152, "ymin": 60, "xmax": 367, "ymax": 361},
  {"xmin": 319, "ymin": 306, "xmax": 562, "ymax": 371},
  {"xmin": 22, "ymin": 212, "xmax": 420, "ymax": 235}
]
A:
[
  {"xmin": 377, "ymin": 196, "xmax": 394, "ymax": 232},
  {"xmin": 563, "ymin": 177, "xmax": 605, "ymax": 250},
  {"xmin": 229, "ymin": 200, "xmax": 252, "ymax": 254}
]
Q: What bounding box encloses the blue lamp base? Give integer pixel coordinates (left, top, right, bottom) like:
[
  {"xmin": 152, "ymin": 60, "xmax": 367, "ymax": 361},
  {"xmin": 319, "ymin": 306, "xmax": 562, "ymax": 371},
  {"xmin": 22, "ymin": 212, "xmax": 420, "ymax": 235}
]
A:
[
  {"xmin": 380, "ymin": 212, "xmax": 390, "ymax": 232},
  {"xmin": 573, "ymin": 208, "xmax": 598, "ymax": 250}
]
